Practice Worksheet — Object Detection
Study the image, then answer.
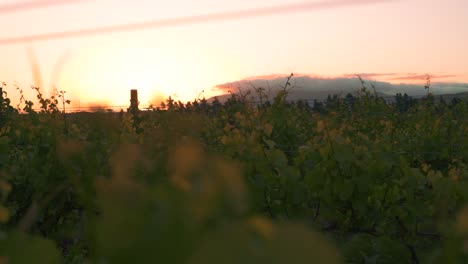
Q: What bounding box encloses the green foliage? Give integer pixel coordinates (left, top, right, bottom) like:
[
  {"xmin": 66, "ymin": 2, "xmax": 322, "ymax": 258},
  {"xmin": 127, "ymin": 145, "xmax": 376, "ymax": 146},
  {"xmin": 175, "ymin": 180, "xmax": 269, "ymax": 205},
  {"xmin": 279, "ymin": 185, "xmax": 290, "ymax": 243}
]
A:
[
  {"xmin": 0, "ymin": 83, "xmax": 467, "ymax": 263},
  {"xmin": 0, "ymin": 231, "xmax": 61, "ymax": 264}
]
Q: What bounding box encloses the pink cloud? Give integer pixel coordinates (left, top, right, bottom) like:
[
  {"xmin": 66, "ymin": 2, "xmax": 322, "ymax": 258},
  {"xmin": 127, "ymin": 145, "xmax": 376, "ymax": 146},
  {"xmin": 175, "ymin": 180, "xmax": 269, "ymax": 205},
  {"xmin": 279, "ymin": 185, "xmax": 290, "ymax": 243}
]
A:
[
  {"xmin": 390, "ymin": 74, "xmax": 458, "ymax": 81},
  {"xmin": 342, "ymin": 73, "xmax": 398, "ymax": 79}
]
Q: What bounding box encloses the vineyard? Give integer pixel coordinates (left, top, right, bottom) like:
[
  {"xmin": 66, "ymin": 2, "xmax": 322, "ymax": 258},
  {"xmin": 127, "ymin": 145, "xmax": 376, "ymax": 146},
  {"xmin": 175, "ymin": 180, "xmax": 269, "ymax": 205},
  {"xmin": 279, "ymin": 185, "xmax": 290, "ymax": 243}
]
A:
[{"xmin": 0, "ymin": 82, "xmax": 467, "ymax": 263}]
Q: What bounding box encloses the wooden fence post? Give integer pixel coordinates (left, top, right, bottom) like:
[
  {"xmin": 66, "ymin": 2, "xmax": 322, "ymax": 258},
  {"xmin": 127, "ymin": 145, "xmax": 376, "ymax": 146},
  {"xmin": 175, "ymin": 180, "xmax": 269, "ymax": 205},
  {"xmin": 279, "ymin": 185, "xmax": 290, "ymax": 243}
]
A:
[{"xmin": 130, "ymin": 89, "xmax": 139, "ymax": 111}]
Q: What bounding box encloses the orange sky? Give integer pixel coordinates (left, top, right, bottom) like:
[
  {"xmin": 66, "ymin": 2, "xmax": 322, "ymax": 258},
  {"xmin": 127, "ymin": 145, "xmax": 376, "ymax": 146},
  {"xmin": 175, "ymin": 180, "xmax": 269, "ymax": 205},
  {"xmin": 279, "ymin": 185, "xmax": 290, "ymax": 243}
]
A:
[{"xmin": 0, "ymin": 0, "xmax": 467, "ymax": 107}]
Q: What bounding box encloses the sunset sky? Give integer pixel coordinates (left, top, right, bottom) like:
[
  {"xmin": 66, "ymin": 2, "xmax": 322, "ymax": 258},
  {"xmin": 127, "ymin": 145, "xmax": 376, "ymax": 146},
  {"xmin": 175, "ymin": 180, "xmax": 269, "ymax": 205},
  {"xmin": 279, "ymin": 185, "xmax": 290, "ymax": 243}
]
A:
[{"xmin": 1, "ymin": 0, "xmax": 467, "ymax": 107}]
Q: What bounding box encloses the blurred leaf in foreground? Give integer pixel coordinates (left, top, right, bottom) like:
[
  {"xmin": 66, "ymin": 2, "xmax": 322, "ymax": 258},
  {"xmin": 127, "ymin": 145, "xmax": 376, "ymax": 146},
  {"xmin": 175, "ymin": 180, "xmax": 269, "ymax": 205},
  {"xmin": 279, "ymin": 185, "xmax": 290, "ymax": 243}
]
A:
[
  {"xmin": 189, "ymin": 219, "xmax": 340, "ymax": 264},
  {"xmin": 0, "ymin": 231, "xmax": 61, "ymax": 264}
]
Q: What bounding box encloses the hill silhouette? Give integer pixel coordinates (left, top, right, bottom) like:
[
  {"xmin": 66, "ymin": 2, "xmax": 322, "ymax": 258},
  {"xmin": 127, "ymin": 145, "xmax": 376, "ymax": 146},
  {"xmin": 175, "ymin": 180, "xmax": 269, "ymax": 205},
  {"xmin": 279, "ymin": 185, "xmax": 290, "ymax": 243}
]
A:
[{"xmin": 209, "ymin": 75, "xmax": 468, "ymax": 102}]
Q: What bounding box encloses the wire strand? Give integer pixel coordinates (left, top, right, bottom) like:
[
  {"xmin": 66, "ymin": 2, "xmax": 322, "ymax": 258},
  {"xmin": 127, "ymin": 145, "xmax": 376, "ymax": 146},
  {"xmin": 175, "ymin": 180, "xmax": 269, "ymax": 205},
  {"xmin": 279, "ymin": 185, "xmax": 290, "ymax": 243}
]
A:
[{"xmin": 0, "ymin": 0, "xmax": 396, "ymax": 45}]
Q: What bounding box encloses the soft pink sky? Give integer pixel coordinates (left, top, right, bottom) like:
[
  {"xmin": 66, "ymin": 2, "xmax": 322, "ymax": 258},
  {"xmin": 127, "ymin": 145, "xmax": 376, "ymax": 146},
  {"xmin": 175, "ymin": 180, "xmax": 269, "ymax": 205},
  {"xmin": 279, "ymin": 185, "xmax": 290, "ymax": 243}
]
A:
[{"xmin": 0, "ymin": 0, "xmax": 467, "ymax": 106}]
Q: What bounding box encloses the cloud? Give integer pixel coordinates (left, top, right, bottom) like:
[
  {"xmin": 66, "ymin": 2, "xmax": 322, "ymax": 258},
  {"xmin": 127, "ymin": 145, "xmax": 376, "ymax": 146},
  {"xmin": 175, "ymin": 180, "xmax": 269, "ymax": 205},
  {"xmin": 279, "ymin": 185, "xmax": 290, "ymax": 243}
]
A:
[
  {"xmin": 342, "ymin": 73, "xmax": 398, "ymax": 79},
  {"xmin": 390, "ymin": 74, "xmax": 458, "ymax": 81},
  {"xmin": 341, "ymin": 73, "xmax": 460, "ymax": 82}
]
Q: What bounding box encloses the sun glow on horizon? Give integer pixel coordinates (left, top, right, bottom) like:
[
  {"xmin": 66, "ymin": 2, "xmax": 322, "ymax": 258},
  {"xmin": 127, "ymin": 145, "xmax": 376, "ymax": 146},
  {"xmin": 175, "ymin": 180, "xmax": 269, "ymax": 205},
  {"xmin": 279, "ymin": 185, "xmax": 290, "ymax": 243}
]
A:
[{"xmin": 57, "ymin": 40, "xmax": 243, "ymax": 107}]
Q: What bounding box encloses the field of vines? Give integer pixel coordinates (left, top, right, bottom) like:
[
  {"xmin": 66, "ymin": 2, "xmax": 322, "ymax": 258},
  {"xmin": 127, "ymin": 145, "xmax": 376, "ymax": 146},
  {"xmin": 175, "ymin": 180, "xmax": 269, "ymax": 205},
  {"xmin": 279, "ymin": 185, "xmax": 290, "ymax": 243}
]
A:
[{"xmin": 0, "ymin": 82, "xmax": 467, "ymax": 263}]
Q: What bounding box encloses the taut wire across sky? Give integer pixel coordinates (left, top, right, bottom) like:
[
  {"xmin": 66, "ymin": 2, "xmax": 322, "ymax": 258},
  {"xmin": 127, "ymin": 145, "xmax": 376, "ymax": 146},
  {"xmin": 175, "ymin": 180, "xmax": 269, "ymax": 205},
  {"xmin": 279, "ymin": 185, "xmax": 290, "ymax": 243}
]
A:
[{"xmin": 0, "ymin": 0, "xmax": 396, "ymax": 45}]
